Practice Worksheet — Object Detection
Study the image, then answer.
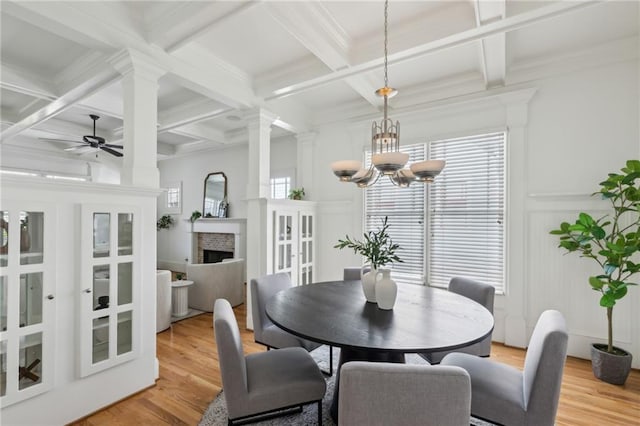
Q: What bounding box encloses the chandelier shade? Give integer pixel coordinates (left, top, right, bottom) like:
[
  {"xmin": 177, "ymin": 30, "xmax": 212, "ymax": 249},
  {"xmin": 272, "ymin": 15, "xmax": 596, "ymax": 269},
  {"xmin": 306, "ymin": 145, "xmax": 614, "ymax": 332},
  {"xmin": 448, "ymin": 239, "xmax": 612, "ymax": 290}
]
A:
[{"xmin": 330, "ymin": 0, "xmax": 445, "ymax": 188}]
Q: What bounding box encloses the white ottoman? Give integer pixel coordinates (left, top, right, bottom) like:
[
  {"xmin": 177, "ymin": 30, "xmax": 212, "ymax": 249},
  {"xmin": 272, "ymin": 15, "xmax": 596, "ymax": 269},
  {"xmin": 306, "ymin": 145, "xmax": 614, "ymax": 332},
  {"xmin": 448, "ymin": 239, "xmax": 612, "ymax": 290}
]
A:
[{"xmin": 156, "ymin": 270, "xmax": 172, "ymax": 332}]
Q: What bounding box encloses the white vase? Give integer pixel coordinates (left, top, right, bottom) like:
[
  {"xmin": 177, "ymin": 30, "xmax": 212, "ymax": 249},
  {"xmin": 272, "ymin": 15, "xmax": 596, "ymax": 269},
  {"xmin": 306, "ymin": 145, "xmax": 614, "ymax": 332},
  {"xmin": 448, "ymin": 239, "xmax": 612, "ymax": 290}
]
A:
[
  {"xmin": 361, "ymin": 266, "xmax": 379, "ymax": 303},
  {"xmin": 375, "ymin": 268, "xmax": 397, "ymax": 310}
]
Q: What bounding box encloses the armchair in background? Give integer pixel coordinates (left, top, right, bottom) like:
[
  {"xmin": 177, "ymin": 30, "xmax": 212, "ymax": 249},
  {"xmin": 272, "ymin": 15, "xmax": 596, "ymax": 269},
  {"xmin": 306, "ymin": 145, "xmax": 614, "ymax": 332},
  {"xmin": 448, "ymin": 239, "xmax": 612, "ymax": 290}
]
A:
[{"xmin": 186, "ymin": 259, "xmax": 244, "ymax": 312}]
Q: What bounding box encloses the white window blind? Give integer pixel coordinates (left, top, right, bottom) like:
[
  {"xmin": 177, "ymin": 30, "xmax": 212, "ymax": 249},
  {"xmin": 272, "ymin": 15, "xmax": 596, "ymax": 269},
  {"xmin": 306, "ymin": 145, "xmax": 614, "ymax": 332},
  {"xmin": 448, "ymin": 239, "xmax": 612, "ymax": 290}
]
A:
[
  {"xmin": 428, "ymin": 132, "xmax": 505, "ymax": 292},
  {"xmin": 364, "ymin": 144, "xmax": 426, "ymax": 286}
]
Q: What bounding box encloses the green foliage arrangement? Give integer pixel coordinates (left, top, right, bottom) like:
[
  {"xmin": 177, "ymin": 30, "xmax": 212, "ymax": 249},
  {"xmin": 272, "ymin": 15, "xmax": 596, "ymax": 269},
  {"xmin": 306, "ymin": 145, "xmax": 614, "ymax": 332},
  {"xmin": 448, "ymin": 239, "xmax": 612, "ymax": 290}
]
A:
[
  {"xmin": 190, "ymin": 210, "xmax": 202, "ymax": 223},
  {"xmin": 288, "ymin": 187, "xmax": 305, "ymax": 200},
  {"xmin": 334, "ymin": 216, "xmax": 403, "ymax": 269},
  {"xmin": 157, "ymin": 214, "xmax": 174, "ymax": 231},
  {"xmin": 550, "ymin": 160, "xmax": 640, "ymax": 354}
]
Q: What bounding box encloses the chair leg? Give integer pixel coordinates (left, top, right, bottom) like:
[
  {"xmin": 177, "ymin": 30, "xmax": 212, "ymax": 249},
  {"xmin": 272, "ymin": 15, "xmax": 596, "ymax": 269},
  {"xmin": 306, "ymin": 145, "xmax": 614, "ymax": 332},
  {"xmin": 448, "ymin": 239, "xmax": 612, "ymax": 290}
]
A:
[
  {"xmin": 321, "ymin": 346, "xmax": 333, "ymax": 377},
  {"xmin": 317, "ymin": 400, "xmax": 323, "ymax": 426}
]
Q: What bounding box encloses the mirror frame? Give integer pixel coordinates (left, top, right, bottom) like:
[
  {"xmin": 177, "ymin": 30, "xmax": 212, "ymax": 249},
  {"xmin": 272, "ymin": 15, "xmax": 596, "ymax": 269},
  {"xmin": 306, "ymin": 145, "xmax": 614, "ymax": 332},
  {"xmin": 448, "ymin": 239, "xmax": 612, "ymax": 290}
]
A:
[{"xmin": 203, "ymin": 172, "xmax": 228, "ymax": 218}]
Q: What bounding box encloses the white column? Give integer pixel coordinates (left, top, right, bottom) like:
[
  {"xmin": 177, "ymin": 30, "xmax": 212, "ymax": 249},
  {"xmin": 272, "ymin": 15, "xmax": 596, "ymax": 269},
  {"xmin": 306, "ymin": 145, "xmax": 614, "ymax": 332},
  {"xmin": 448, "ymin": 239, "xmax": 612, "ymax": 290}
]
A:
[
  {"xmin": 244, "ymin": 108, "xmax": 278, "ymax": 329},
  {"xmin": 295, "ymin": 132, "xmax": 316, "ymax": 198},
  {"xmin": 109, "ymin": 49, "xmax": 166, "ymax": 188},
  {"xmin": 245, "ymin": 108, "xmax": 279, "ymax": 199},
  {"xmin": 500, "ymin": 89, "xmax": 536, "ymax": 348}
]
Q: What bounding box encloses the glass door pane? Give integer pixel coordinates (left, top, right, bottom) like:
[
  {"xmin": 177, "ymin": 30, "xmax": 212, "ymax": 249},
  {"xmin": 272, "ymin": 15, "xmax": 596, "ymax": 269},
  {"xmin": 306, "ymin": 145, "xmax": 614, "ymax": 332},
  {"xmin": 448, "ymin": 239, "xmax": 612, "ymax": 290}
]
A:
[
  {"xmin": 117, "ymin": 262, "xmax": 132, "ymax": 306},
  {"xmin": 93, "ymin": 213, "xmax": 110, "ymax": 258},
  {"xmin": 0, "ymin": 276, "xmax": 6, "ymax": 332},
  {"xmin": 18, "ymin": 332, "xmax": 42, "ymax": 390},
  {"xmin": 117, "ymin": 311, "xmax": 132, "ymax": 355},
  {"xmin": 20, "ymin": 273, "xmax": 43, "ymax": 327},
  {"xmin": 1, "ymin": 211, "xmax": 8, "ymax": 267},
  {"xmin": 117, "ymin": 214, "xmax": 133, "ymax": 256},
  {"xmin": 92, "ymin": 317, "xmax": 109, "ymax": 364},
  {"xmin": 19, "ymin": 212, "xmax": 44, "ymax": 265},
  {"xmin": 93, "ymin": 265, "xmax": 110, "ymax": 311}
]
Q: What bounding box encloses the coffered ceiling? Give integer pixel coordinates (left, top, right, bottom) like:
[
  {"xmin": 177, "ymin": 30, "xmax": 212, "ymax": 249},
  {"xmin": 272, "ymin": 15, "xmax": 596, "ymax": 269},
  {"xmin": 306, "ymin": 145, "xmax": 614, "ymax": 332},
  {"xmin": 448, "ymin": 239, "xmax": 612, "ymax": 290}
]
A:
[{"xmin": 0, "ymin": 1, "xmax": 637, "ymax": 162}]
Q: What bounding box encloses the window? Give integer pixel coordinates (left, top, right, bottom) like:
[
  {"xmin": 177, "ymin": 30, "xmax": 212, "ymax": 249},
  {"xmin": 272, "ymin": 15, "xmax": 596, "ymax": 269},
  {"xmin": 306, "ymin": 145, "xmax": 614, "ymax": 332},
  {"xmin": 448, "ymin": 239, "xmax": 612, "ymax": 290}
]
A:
[
  {"xmin": 159, "ymin": 181, "xmax": 181, "ymax": 214},
  {"xmin": 364, "ymin": 132, "xmax": 506, "ymax": 293},
  {"xmin": 271, "ymin": 176, "xmax": 291, "ymax": 199}
]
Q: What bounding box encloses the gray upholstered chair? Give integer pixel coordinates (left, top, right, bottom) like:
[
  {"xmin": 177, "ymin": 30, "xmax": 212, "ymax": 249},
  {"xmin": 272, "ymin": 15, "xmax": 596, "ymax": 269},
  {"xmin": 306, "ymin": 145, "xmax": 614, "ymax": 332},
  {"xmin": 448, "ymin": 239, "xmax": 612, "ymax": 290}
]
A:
[
  {"xmin": 422, "ymin": 277, "xmax": 495, "ymax": 364},
  {"xmin": 441, "ymin": 310, "xmax": 568, "ymax": 426},
  {"xmin": 343, "ymin": 266, "xmax": 370, "ymax": 281},
  {"xmin": 186, "ymin": 259, "xmax": 244, "ymax": 311},
  {"xmin": 338, "ymin": 362, "xmax": 471, "ymax": 426},
  {"xmin": 251, "ymin": 272, "xmax": 333, "ymax": 375},
  {"xmin": 213, "ymin": 299, "xmax": 326, "ymax": 425}
]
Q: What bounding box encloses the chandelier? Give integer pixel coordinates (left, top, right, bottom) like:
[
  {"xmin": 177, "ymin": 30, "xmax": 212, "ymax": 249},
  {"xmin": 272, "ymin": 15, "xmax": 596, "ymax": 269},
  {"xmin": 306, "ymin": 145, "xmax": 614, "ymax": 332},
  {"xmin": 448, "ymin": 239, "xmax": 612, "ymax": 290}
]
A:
[{"xmin": 331, "ymin": 0, "xmax": 445, "ymax": 188}]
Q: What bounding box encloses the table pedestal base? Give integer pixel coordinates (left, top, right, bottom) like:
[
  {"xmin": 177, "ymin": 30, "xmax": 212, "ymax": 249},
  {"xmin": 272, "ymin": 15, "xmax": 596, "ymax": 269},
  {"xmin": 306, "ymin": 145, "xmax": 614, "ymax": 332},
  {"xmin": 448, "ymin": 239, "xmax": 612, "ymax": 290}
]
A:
[{"xmin": 330, "ymin": 347, "xmax": 405, "ymax": 423}]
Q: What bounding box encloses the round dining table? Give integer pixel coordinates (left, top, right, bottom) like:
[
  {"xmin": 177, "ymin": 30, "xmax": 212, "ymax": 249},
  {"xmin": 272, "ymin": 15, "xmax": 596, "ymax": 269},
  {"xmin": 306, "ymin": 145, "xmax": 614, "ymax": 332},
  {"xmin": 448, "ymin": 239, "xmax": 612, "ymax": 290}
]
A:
[{"xmin": 265, "ymin": 280, "xmax": 494, "ymax": 422}]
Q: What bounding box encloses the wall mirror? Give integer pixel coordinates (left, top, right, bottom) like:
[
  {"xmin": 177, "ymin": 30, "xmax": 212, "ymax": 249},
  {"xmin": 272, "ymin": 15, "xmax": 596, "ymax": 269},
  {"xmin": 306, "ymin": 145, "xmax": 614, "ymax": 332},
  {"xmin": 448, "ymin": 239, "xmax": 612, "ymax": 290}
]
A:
[{"xmin": 203, "ymin": 172, "xmax": 228, "ymax": 218}]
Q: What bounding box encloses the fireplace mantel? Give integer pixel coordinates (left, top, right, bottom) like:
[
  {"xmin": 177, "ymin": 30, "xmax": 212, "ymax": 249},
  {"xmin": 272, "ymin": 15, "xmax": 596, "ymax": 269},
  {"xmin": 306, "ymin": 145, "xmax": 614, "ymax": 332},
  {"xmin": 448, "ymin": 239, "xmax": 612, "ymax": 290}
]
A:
[
  {"xmin": 192, "ymin": 217, "xmax": 247, "ymax": 234},
  {"xmin": 191, "ymin": 218, "xmax": 247, "ymax": 264}
]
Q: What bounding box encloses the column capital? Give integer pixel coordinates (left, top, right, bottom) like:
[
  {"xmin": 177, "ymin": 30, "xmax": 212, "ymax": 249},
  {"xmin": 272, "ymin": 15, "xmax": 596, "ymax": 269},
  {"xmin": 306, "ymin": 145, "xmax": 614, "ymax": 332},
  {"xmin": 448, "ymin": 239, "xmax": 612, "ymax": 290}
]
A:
[
  {"xmin": 243, "ymin": 108, "xmax": 279, "ymax": 129},
  {"xmin": 295, "ymin": 132, "xmax": 317, "ymax": 145},
  {"xmin": 109, "ymin": 48, "xmax": 166, "ymax": 82}
]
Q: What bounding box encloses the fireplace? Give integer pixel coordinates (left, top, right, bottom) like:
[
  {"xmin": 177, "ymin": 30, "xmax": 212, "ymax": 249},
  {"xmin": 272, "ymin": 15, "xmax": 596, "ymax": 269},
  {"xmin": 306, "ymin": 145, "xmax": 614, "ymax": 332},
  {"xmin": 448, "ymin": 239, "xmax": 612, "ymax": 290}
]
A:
[{"xmin": 203, "ymin": 249, "xmax": 234, "ymax": 264}]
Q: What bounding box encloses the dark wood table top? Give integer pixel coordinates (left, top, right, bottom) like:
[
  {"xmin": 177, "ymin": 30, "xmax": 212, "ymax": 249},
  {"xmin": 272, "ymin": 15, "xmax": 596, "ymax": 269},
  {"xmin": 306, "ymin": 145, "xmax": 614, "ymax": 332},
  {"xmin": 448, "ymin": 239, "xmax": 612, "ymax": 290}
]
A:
[{"xmin": 265, "ymin": 280, "xmax": 494, "ymax": 354}]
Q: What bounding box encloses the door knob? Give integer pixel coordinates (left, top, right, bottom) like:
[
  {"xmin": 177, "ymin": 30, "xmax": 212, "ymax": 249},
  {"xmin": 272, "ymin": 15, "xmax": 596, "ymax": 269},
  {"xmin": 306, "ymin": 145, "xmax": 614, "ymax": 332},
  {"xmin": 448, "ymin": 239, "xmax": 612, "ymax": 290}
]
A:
[
  {"xmin": 47, "ymin": 294, "xmax": 54, "ymax": 300},
  {"xmin": 84, "ymin": 288, "xmax": 92, "ymax": 293}
]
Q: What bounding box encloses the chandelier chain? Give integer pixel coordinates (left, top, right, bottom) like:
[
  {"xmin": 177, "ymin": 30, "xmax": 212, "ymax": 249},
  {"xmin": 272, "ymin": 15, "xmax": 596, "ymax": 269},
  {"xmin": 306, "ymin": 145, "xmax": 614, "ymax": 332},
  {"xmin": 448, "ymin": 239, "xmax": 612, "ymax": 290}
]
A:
[{"xmin": 384, "ymin": 0, "xmax": 389, "ymax": 88}]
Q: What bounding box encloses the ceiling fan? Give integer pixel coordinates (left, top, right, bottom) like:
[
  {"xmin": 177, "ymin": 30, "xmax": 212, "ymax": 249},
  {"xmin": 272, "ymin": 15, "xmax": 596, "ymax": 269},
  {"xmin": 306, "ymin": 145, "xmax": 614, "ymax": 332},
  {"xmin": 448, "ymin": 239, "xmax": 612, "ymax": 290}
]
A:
[{"xmin": 40, "ymin": 114, "xmax": 123, "ymax": 157}]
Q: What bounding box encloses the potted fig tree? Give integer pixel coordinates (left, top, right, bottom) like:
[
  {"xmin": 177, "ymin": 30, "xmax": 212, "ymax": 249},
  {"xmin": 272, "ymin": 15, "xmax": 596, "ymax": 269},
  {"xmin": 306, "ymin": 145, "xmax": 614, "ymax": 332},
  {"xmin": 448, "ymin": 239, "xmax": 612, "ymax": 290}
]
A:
[{"xmin": 550, "ymin": 159, "xmax": 639, "ymax": 385}]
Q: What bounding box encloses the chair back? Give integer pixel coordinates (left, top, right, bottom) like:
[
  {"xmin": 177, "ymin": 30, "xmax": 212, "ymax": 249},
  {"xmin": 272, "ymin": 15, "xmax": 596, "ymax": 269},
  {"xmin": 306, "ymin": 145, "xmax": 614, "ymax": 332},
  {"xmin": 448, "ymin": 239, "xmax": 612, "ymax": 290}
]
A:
[
  {"xmin": 343, "ymin": 266, "xmax": 371, "ymax": 281},
  {"xmin": 339, "ymin": 362, "xmax": 471, "ymax": 426},
  {"xmin": 522, "ymin": 310, "xmax": 568, "ymax": 425},
  {"xmin": 213, "ymin": 299, "xmax": 248, "ymax": 417},
  {"xmin": 250, "ymin": 273, "xmax": 293, "ymax": 343},
  {"xmin": 449, "ymin": 277, "xmax": 495, "ymax": 314}
]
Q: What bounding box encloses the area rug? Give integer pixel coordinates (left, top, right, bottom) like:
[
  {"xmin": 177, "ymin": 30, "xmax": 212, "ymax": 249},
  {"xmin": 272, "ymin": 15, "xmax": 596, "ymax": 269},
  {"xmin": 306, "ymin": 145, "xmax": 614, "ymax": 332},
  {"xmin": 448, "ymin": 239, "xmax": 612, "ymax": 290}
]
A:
[{"xmin": 199, "ymin": 345, "xmax": 496, "ymax": 426}]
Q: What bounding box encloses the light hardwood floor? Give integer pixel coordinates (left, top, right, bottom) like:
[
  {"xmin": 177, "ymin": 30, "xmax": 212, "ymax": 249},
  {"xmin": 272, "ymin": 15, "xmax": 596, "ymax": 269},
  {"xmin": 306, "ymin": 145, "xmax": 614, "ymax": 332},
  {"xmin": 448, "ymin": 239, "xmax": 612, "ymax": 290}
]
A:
[{"xmin": 73, "ymin": 303, "xmax": 640, "ymax": 426}]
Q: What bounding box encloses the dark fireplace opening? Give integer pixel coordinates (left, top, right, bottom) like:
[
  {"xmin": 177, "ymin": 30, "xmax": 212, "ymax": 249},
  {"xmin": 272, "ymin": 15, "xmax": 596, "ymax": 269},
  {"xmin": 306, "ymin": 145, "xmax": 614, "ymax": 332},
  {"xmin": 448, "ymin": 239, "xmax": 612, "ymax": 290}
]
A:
[{"xmin": 203, "ymin": 249, "xmax": 234, "ymax": 264}]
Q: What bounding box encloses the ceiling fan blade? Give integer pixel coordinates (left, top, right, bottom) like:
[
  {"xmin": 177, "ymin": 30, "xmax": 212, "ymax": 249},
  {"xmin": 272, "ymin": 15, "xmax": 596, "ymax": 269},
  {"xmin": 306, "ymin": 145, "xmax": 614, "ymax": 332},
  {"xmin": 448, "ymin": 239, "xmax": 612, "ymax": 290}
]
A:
[
  {"xmin": 39, "ymin": 138, "xmax": 84, "ymax": 144},
  {"xmin": 100, "ymin": 146, "xmax": 123, "ymax": 157},
  {"xmin": 64, "ymin": 145, "xmax": 91, "ymax": 152},
  {"xmin": 66, "ymin": 146, "xmax": 98, "ymax": 155},
  {"xmin": 103, "ymin": 143, "xmax": 123, "ymax": 149}
]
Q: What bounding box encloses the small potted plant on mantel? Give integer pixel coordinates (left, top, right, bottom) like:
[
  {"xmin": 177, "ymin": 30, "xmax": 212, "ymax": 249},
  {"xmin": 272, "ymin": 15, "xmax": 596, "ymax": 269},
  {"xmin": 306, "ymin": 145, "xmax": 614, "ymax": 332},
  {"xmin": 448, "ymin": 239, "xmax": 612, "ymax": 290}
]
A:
[
  {"xmin": 335, "ymin": 216, "xmax": 403, "ymax": 309},
  {"xmin": 550, "ymin": 160, "xmax": 639, "ymax": 385},
  {"xmin": 288, "ymin": 187, "xmax": 305, "ymax": 200}
]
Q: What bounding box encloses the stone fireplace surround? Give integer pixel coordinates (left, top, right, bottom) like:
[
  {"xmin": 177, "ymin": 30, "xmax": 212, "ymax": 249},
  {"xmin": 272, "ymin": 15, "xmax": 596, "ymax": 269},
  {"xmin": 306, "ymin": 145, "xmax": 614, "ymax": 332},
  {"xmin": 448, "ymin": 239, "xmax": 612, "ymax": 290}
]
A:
[
  {"xmin": 197, "ymin": 232, "xmax": 234, "ymax": 263},
  {"xmin": 191, "ymin": 218, "xmax": 247, "ymax": 265}
]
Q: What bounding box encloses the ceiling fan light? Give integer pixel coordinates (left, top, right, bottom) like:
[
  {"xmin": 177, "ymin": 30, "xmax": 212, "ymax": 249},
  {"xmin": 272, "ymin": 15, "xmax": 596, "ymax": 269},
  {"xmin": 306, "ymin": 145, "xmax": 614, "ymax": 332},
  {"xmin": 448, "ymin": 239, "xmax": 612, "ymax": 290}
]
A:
[
  {"xmin": 372, "ymin": 152, "xmax": 409, "ymax": 175},
  {"xmin": 331, "ymin": 160, "xmax": 362, "ymax": 181}
]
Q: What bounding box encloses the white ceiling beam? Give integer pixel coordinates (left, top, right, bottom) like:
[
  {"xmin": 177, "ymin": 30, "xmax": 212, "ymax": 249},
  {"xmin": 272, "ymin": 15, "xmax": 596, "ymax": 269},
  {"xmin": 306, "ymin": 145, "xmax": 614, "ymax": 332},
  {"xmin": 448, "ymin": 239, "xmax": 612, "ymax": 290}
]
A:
[
  {"xmin": 148, "ymin": 1, "xmax": 262, "ymax": 53},
  {"xmin": 265, "ymin": 0, "xmax": 601, "ymax": 100},
  {"xmin": 4, "ymin": 1, "xmax": 257, "ymax": 110},
  {"xmin": 0, "ymin": 63, "xmax": 57, "ymax": 100},
  {"xmin": 475, "ymin": 0, "xmax": 506, "ymax": 88},
  {"xmin": 158, "ymin": 99, "xmax": 232, "ymax": 133},
  {"xmin": 165, "ymin": 123, "xmax": 226, "ymax": 145},
  {"xmin": 0, "ymin": 63, "xmax": 121, "ymax": 143},
  {"xmin": 264, "ymin": 2, "xmax": 379, "ymax": 107}
]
